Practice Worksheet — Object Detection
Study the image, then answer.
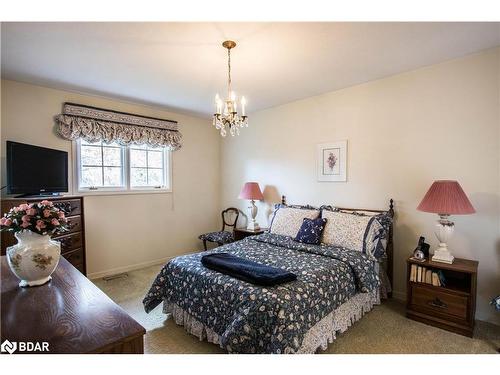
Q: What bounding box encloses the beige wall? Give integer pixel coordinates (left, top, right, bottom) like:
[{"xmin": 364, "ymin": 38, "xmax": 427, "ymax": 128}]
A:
[
  {"xmin": 221, "ymin": 48, "xmax": 500, "ymax": 324},
  {"xmin": 1, "ymin": 79, "xmax": 221, "ymax": 277}
]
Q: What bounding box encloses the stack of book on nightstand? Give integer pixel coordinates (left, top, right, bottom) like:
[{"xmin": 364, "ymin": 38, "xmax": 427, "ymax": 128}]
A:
[{"xmin": 409, "ymin": 264, "xmax": 446, "ymax": 286}]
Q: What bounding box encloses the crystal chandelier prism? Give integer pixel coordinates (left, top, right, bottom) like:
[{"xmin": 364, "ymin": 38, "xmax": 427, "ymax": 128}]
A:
[{"xmin": 213, "ymin": 40, "xmax": 248, "ymax": 137}]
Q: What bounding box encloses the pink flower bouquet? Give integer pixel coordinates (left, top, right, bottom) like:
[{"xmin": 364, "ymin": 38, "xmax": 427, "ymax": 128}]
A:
[{"xmin": 0, "ymin": 200, "xmax": 68, "ymax": 235}]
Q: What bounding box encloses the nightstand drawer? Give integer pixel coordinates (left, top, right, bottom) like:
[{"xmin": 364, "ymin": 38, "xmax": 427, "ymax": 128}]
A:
[{"xmin": 410, "ymin": 284, "xmax": 468, "ymax": 320}]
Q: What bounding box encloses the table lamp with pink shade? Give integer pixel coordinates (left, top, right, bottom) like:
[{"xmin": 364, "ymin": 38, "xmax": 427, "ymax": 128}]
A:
[
  {"xmin": 238, "ymin": 182, "xmax": 264, "ymax": 231},
  {"xmin": 417, "ymin": 180, "xmax": 475, "ymax": 264}
]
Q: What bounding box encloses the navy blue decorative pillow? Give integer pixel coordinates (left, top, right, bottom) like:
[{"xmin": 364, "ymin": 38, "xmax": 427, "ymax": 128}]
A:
[{"xmin": 294, "ymin": 217, "xmax": 327, "ymax": 245}]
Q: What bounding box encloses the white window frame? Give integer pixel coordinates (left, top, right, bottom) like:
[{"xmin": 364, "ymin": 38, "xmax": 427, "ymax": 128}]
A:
[
  {"xmin": 73, "ymin": 140, "xmax": 172, "ymax": 196},
  {"xmin": 128, "ymin": 144, "xmax": 171, "ymax": 192}
]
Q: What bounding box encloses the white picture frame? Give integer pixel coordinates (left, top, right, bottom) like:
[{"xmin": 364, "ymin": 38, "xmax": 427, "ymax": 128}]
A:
[{"xmin": 317, "ymin": 140, "xmax": 347, "ymax": 182}]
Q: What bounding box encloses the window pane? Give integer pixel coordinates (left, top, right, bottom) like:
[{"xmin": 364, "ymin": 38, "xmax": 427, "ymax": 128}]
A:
[
  {"xmin": 103, "ymin": 167, "xmax": 122, "ymax": 186},
  {"xmin": 131, "ymin": 168, "xmax": 147, "ymax": 186},
  {"xmin": 130, "ymin": 149, "xmax": 147, "ymax": 167},
  {"xmin": 81, "ymin": 167, "xmax": 102, "ymax": 187},
  {"xmin": 148, "ymin": 169, "xmax": 163, "ymax": 186},
  {"xmin": 81, "ymin": 145, "xmax": 102, "ymax": 166},
  {"xmin": 103, "ymin": 147, "xmax": 122, "ymax": 166},
  {"xmin": 147, "ymin": 151, "xmax": 163, "ymax": 168}
]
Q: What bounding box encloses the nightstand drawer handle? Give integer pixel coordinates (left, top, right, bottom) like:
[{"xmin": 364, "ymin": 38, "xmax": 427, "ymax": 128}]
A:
[{"xmin": 428, "ymin": 297, "xmax": 448, "ymax": 309}]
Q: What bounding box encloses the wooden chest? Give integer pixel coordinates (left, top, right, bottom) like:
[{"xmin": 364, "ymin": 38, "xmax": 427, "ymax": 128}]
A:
[{"xmin": 1, "ymin": 256, "xmax": 145, "ymax": 353}]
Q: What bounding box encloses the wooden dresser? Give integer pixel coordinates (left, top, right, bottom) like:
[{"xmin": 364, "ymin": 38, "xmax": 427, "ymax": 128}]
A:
[
  {"xmin": 1, "ymin": 256, "xmax": 145, "ymax": 353},
  {"xmin": 1, "ymin": 196, "xmax": 87, "ymax": 275},
  {"xmin": 406, "ymin": 257, "xmax": 478, "ymax": 337}
]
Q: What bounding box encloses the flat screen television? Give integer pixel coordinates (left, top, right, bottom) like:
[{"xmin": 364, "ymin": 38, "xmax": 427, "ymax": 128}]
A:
[{"xmin": 6, "ymin": 141, "xmax": 68, "ymax": 196}]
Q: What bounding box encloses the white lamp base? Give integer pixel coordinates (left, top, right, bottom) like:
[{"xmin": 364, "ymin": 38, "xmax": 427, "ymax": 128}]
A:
[
  {"xmin": 246, "ymin": 199, "xmax": 260, "ymax": 231},
  {"xmin": 432, "ymin": 247, "xmax": 454, "ymax": 264},
  {"xmin": 247, "ymin": 221, "xmax": 260, "ymax": 231},
  {"xmin": 431, "ymin": 215, "xmax": 455, "ymax": 264}
]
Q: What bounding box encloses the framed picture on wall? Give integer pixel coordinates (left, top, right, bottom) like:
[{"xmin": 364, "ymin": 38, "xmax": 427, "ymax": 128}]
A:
[{"xmin": 317, "ymin": 140, "xmax": 347, "ymax": 182}]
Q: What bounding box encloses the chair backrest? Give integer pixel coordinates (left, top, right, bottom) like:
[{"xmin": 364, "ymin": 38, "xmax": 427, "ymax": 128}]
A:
[{"xmin": 222, "ymin": 207, "xmax": 239, "ymax": 231}]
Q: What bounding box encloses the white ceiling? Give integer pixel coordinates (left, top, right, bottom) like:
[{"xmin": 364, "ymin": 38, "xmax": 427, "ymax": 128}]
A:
[{"xmin": 2, "ymin": 22, "xmax": 500, "ymax": 117}]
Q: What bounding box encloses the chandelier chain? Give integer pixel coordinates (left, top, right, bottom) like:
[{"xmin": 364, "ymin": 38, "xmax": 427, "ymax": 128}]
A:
[{"xmin": 227, "ymin": 47, "xmax": 232, "ymax": 97}]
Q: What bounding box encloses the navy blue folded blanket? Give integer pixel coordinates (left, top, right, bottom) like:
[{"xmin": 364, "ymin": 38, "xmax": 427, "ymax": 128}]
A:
[{"xmin": 201, "ymin": 253, "xmax": 297, "ymax": 286}]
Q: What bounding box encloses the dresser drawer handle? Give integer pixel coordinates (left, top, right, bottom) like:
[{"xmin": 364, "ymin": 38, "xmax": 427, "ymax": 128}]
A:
[
  {"xmin": 54, "ymin": 202, "xmax": 72, "ymax": 214},
  {"xmin": 59, "ymin": 237, "xmax": 73, "ymax": 247},
  {"xmin": 428, "ymin": 297, "xmax": 448, "ymax": 309}
]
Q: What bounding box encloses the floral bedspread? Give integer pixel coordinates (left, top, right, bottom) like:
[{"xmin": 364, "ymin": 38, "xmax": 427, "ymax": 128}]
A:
[{"xmin": 143, "ymin": 233, "xmax": 379, "ymax": 353}]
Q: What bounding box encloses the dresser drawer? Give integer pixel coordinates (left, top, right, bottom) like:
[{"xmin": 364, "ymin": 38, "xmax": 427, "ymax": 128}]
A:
[
  {"xmin": 53, "ymin": 199, "xmax": 82, "ymax": 217},
  {"xmin": 63, "ymin": 215, "xmax": 82, "ymax": 234},
  {"xmin": 73, "ymin": 263, "xmax": 85, "ymax": 274},
  {"xmin": 62, "ymin": 248, "xmax": 84, "ymax": 268},
  {"xmin": 55, "ymin": 232, "xmax": 83, "ymax": 254},
  {"xmin": 410, "ymin": 284, "xmax": 468, "ymax": 320}
]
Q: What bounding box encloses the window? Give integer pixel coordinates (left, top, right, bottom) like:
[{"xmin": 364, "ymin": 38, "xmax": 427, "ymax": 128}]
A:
[
  {"xmin": 79, "ymin": 140, "xmax": 125, "ymax": 189},
  {"xmin": 130, "ymin": 144, "xmax": 167, "ymax": 188},
  {"xmin": 76, "ymin": 139, "xmax": 171, "ymax": 193}
]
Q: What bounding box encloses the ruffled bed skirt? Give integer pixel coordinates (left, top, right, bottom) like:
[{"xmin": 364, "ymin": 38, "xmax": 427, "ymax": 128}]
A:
[{"xmin": 163, "ymin": 289, "xmax": 380, "ymax": 354}]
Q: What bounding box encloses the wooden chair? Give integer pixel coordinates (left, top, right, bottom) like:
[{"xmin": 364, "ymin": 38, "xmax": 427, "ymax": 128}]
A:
[{"xmin": 198, "ymin": 208, "xmax": 240, "ymax": 251}]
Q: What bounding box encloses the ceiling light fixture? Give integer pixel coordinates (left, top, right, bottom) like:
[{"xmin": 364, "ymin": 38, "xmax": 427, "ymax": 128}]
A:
[{"xmin": 213, "ymin": 40, "xmax": 248, "ymax": 137}]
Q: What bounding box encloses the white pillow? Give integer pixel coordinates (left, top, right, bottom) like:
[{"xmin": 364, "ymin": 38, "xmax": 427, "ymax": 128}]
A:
[
  {"xmin": 321, "ymin": 210, "xmax": 371, "ymax": 252},
  {"xmin": 270, "ymin": 207, "xmax": 320, "ymax": 237}
]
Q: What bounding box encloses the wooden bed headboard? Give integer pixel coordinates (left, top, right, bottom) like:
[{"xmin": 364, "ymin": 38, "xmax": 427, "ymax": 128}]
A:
[{"xmin": 280, "ymin": 195, "xmax": 395, "ymax": 298}]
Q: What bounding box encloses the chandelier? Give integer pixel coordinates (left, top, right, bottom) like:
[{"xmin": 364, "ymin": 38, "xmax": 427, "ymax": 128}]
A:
[{"xmin": 213, "ymin": 40, "xmax": 248, "ymax": 137}]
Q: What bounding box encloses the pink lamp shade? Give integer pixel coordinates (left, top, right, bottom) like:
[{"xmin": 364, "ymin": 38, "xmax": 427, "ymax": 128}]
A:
[
  {"xmin": 417, "ymin": 180, "xmax": 475, "ymax": 215},
  {"xmin": 238, "ymin": 182, "xmax": 264, "ymax": 200}
]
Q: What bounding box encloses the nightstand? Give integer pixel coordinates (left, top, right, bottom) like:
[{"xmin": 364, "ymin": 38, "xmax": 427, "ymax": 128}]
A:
[
  {"xmin": 406, "ymin": 257, "xmax": 478, "ymax": 337},
  {"xmin": 233, "ymin": 227, "xmax": 267, "ymax": 241}
]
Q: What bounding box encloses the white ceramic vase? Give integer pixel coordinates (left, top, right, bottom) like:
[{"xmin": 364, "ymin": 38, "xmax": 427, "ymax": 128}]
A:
[{"xmin": 6, "ymin": 230, "xmax": 61, "ymax": 287}]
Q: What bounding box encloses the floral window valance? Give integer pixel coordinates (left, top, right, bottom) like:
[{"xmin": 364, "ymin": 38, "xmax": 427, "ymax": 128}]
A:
[{"xmin": 55, "ymin": 103, "xmax": 182, "ymax": 150}]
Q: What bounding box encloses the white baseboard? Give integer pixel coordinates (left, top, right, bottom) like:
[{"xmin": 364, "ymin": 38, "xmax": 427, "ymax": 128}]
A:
[
  {"xmin": 87, "ymin": 252, "xmax": 197, "ymax": 280},
  {"xmin": 87, "ymin": 256, "xmax": 171, "ymax": 279}
]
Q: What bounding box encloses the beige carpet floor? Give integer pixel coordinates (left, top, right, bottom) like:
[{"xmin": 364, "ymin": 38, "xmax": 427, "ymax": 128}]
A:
[{"xmin": 93, "ymin": 263, "xmax": 500, "ymax": 354}]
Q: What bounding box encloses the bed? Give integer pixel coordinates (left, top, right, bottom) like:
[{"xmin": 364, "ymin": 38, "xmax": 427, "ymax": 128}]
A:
[{"xmin": 143, "ymin": 199, "xmax": 394, "ymax": 354}]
